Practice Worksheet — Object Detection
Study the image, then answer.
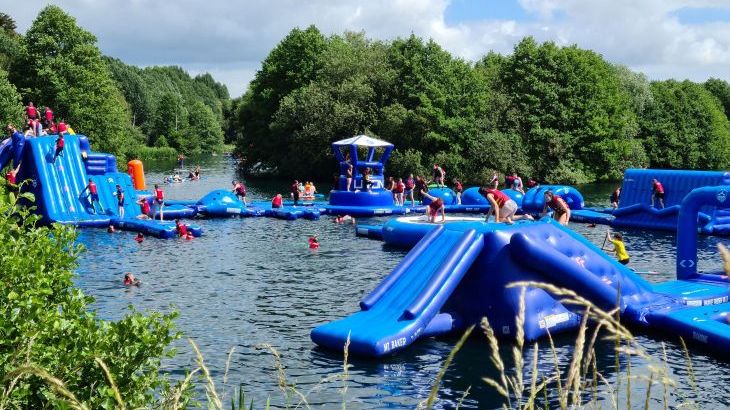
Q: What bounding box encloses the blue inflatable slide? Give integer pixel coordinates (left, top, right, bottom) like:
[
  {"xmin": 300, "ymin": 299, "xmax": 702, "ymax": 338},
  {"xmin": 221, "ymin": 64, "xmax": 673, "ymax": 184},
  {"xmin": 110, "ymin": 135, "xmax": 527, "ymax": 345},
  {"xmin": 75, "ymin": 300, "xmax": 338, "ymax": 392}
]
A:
[
  {"xmin": 313, "ymin": 186, "xmax": 730, "ymax": 357},
  {"xmin": 4, "ymin": 134, "xmax": 202, "ymax": 238}
]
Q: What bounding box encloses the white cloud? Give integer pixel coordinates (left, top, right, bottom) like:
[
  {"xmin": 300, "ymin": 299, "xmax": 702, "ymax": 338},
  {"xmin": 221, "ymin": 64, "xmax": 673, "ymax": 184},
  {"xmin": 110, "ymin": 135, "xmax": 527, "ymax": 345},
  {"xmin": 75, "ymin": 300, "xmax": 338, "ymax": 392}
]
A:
[{"xmin": 6, "ymin": 0, "xmax": 730, "ymax": 96}]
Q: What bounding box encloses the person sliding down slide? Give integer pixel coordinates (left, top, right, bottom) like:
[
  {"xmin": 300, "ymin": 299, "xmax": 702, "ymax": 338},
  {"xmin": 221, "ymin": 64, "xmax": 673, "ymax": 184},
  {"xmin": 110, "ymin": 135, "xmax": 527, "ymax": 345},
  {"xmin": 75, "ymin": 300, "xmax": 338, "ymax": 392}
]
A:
[
  {"xmin": 541, "ymin": 191, "xmax": 571, "ymax": 226},
  {"xmin": 479, "ymin": 187, "xmax": 533, "ymax": 225},
  {"xmin": 420, "ymin": 190, "xmax": 445, "ymax": 223}
]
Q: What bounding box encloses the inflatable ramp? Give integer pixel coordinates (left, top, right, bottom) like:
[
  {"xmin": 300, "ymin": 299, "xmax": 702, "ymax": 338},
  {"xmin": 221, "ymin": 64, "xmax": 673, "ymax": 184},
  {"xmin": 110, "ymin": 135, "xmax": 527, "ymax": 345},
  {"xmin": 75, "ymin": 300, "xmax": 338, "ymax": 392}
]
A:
[{"xmin": 311, "ymin": 226, "xmax": 484, "ymax": 356}]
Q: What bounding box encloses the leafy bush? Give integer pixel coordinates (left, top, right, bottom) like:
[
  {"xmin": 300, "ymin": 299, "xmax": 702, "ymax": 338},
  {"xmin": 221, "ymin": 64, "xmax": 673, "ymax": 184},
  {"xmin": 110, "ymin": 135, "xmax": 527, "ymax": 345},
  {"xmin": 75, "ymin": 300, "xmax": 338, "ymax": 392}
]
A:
[{"xmin": 0, "ymin": 186, "xmax": 179, "ymax": 408}]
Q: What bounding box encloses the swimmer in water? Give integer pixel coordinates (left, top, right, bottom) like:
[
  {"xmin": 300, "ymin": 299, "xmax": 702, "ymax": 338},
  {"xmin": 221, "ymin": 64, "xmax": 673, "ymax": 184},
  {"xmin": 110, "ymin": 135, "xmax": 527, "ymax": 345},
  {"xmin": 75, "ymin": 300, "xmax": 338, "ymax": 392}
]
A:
[
  {"xmin": 123, "ymin": 272, "xmax": 141, "ymax": 286},
  {"xmin": 175, "ymin": 219, "xmax": 188, "ymax": 237},
  {"xmin": 107, "ymin": 225, "xmax": 115, "ymax": 233},
  {"xmin": 135, "ymin": 233, "xmax": 144, "ymax": 243},
  {"xmin": 308, "ymin": 235, "xmax": 319, "ymax": 249}
]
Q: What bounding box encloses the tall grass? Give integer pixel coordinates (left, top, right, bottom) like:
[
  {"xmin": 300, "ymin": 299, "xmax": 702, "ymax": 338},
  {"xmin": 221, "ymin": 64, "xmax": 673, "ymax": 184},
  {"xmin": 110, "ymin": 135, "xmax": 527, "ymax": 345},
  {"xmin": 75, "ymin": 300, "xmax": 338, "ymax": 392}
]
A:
[{"xmin": 0, "ymin": 282, "xmax": 705, "ymax": 409}]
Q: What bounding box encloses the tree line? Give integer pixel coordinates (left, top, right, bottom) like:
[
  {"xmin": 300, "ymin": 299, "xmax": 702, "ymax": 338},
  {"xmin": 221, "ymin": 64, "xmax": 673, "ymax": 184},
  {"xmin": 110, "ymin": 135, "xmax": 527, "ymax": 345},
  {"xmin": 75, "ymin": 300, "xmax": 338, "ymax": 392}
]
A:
[
  {"xmin": 234, "ymin": 26, "xmax": 730, "ymax": 184},
  {"xmin": 0, "ymin": 6, "xmax": 231, "ymax": 161}
]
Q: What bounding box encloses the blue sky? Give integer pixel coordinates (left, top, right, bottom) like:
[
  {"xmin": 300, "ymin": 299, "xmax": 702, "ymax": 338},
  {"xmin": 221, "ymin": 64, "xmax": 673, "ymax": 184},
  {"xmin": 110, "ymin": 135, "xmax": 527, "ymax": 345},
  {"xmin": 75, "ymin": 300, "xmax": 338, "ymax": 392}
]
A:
[
  {"xmin": 445, "ymin": 0, "xmax": 533, "ymax": 23},
  {"xmin": 7, "ymin": 1, "xmax": 730, "ymax": 96}
]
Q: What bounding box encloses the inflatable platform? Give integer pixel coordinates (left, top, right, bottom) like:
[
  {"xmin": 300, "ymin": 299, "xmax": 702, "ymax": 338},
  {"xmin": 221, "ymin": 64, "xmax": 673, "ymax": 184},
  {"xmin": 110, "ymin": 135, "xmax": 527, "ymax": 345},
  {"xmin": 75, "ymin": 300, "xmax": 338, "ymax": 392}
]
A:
[
  {"xmin": 312, "ymin": 185, "xmax": 730, "ymax": 357},
  {"xmin": 575, "ymin": 169, "xmax": 730, "ymax": 234}
]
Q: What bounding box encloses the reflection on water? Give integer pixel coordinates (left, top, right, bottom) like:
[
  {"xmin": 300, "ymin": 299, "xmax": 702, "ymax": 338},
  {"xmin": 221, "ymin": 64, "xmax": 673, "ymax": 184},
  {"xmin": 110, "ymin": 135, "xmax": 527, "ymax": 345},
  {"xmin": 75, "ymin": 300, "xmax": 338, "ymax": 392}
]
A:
[{"xmin": 74, "ymin": 158, "xmax": 730, "ymax": 408}]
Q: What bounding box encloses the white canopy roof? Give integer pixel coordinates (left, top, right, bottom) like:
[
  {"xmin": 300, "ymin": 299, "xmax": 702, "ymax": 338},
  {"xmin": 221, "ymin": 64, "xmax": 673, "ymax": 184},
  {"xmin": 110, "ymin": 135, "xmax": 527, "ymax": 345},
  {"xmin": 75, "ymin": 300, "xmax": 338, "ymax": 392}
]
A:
[{"xmin": 332, "ymin": 135, "xmax": 393, "ymax": 147}]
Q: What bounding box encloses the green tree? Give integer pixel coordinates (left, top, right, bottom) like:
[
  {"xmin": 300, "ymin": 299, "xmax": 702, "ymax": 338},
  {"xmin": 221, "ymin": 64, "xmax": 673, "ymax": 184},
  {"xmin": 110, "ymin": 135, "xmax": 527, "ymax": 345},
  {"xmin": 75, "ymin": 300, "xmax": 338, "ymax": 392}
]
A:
[
  {"xmin": 10, "ymin": 5, "xmax": 137, "ymax": 156},
  {"xmin": 187, "ymin": 100, "xmax": 224, "ymax": 154},
  {"xmin": 640, "ymin": 80, "xmax": 730, "ymax": 169},
  {"xmin": 0, "ymin": 68, "xmax": 23, "ymax": 127},
  {"xmin": 704, "ymin": 78, "xmax": 730, "ymax": 120}
]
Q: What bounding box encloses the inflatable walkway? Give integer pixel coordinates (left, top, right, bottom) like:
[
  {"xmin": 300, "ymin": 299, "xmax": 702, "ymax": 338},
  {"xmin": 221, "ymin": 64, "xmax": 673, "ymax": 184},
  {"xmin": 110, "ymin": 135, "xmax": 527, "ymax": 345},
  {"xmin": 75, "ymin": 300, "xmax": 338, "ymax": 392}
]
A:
[{"xmin": 313, "ymin": 193, "xmax": 730, "ymax": 357}]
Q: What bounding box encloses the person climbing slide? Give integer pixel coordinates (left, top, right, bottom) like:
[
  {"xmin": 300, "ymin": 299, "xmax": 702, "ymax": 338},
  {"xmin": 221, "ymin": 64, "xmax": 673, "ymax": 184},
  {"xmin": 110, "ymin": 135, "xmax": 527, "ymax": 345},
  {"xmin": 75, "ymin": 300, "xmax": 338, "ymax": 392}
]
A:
[
  {"xmin": 651, "ymin": 178, "xmax": 665, "ymax": 209},
  {"xmin": 541, "ymin": 191, "xmax": 571, "ymax": 225},
  {"xmin": 115, "ymin": 184, "xmax": 125, "ymax": 218},
  {"xmin": 52, "ymin": 133, "xmax": 64, "ymax": 163},
  {"xmin": 82, "ymin": 178, "xmax": 102, "ymax": 214}
]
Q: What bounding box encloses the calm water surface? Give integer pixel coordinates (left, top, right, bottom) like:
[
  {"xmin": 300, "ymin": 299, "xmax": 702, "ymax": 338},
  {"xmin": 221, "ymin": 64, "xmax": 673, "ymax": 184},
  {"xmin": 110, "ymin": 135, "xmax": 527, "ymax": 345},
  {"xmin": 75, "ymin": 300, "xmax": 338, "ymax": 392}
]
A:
[{"xmin": 74, "ymin": 157, "xmax": 730, "ymax": 409}]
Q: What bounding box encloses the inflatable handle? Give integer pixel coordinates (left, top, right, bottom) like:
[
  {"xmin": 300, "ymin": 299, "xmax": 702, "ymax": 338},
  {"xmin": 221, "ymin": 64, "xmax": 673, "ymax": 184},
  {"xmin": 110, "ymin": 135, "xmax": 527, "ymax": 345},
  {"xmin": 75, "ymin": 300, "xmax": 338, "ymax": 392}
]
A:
[
  {"xmin": 359, "ymin": 225, "xmax": 445, "ymax": 310},
  {"xmin": 403, "ymin": 229, "xmax": 483, "ymax": 320},
  {"xmin": 127, "ymin": 160, "xmax": 146, "ymax": 190}
]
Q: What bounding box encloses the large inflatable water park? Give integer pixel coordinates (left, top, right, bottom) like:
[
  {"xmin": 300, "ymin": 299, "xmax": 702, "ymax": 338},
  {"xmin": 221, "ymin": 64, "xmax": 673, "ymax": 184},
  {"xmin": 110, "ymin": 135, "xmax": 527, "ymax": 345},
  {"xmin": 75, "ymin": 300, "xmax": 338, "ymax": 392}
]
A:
[{"xmin": 7, "ymin": 132, "xmax": 730, "ymax": 361}]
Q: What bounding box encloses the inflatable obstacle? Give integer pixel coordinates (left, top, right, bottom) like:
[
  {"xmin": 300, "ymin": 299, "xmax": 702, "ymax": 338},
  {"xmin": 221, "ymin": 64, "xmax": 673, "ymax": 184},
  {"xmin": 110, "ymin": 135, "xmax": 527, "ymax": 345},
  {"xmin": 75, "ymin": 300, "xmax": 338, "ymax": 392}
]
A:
[{"xmin": 313, "ymin": 188, "xmax": 730, "ymax": 357}]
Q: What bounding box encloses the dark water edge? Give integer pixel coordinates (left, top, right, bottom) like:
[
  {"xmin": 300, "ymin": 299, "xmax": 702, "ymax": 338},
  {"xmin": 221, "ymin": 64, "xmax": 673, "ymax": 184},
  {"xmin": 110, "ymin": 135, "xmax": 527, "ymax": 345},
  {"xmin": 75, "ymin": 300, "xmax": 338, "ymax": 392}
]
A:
[{"xmin": 73, "ymin": 156, "xmax": 730, "ymax": 409}]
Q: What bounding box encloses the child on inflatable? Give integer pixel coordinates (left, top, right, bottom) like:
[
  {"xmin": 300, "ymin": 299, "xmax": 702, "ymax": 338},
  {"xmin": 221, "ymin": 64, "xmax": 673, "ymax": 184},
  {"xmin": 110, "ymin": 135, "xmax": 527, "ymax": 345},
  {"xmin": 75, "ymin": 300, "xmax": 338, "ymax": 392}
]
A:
[
  {"xmin": 345, "ymin": 161, "xmax": 353, "ymax": 191},
  {"xmin": 511, "ymin": 172, "xmax": 525, "ymax": 194},
  {"xmin": 480, "ymin": 187, "xmax": 532, "ymax": 225},
  {"xmin": 175, "ymin": 219, "xmax": 188, "ymax": 238},
  {"xmin": 153, "ymin": 184, "xmax": 165, "ymax": 220},
  {"xmin": 392, "ymin": 178, "xmax": 405, "ymax": 206},
  {"xmin": 432, "ymin": 164, "xmax": 445, "ymax": 188},
  {"xmin": 405, "ymin": 174, "xmax": 415, "ymax": 207},
  {"xmin": 115, "ymin": 184, "xmax": 125, "ymax": 219},
  {"xmin": 541, "ymin": 191, "xmax": 571, "ymax": 226},
  {"xmin": 82, "ymin": 178, "xmax": 102, "ymax": 214},
  {"xmin": 651, "ymin": 178, "xmax": 665, "ymax": 209},
  {"xmin": 52, "ymin": 133, "xmax": 64, "ymax": 163},
  {"xmin": 452, "ymin": 178, "xmax": 463, "ymax": 205},
  {"xmin": 610, "ymin": 186, "xmax": 621, "ymax": 209},
  {"xmin": 421, "ymin": 190, "xmax": 445, "ymax": 223},
  {"xmin": 271, "ymin": 193, "xmax": 283, "ymax": 208},
  {"xmin": 291, "ymin": 180, "xmax": 300, "ymax": 206},
  {"xmin": 232, "ymin": 180, "xmax": 247, "ymax": 204},
  {"xmin": 136, "ymin": 198, "xmax": 151, "ymax": 219}
]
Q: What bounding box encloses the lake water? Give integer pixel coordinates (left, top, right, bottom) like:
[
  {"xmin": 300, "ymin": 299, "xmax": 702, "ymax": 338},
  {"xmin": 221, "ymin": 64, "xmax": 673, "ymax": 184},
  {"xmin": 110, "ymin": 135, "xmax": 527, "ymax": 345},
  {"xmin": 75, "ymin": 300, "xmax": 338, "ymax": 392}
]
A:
[{"xmin": 74, "ymin": 156, "xmax": 730, "ymax": 409}]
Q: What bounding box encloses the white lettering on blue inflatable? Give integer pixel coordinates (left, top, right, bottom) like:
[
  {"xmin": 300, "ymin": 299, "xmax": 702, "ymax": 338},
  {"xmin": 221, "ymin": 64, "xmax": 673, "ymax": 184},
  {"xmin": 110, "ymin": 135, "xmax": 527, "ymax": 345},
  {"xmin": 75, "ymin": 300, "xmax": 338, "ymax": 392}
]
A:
[
  {"xmin": 226, "ymin": 207, "xmax": 241, "ymax": 214},
  {"xmin": 539, "ymin": 312, "xmax": 570, "ymax": 329},
  {"xmin": 383, "ymin": 337, "xmax": 407, "ymax": 353}
]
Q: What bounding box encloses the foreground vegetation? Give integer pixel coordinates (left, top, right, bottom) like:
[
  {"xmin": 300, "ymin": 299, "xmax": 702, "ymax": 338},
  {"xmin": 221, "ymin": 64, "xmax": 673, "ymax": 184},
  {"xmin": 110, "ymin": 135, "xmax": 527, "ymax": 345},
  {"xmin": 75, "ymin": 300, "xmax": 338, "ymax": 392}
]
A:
[
  {"xmin": 0, "ymin": 8, "xmax": 230, "ymax": 160},
  {"xmin": 235, "ymin": 26, "xmax": 730, "ymax": 184}
]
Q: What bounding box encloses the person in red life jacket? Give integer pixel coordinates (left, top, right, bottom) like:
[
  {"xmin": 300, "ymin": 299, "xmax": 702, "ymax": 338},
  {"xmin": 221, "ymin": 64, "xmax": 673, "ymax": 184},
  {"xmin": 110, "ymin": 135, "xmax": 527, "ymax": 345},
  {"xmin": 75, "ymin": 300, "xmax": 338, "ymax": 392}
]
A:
[
  {"xmin": 82, "ymin": 178, "xmax": 102, "ymax": 214},
  {"xmin": 44, "ymin": 106, "xmax": 53, "ymax": 124},
  {"xmin": 46, "ymin": 121, "xmax": 57, "ymax": 135},
  {"xmin": 232, "ymin": 180, "xmax": 247, "ymax": 204},
  {"xmin": 123, "ymin": 272, "xmax": 141, "ymax": 286},
  {"xmin": 405, "ymin": 174, "xmax": 416, "ymax": 207},
  {"xmin": 134, "ymin": 233, "xmax": 144, "ymax": 243},
  {"xmin": 511, "ymin": 172, "xmax": 525, "ymax": 194},
  {"xmin": 480, "ymin": 187, "xmax": 533, "ymax": 224},
  {"xmin": 135, "ymin": 197, "xmax": 152, "ymax": 219},
  {"xmin": 308, "ymin": 235, "xmax": 319, "ymax": 249},
  {"xmin": 175, "ymin": 219, "xmax": 188, "ymax": 237},
  {"xmin": 541, "ymin": 191, "xmax": 571, "ymax": 225},
  {"xmin": 57, "ymin": 119, "xmax": 68, "ymax": 136},
  {"xmin": 651, "ymin": 178, "xmax": 665, "ymax": 209},
  {"xmin": 504, "ymin": 173, "xmax": 516, "ymax": 189},
  {"xmin": 610, "ymin": 186, "xmax": 621, "ymax": 209},
  {"xmin": 28, "ymin": 118, "xmax": 42, "ymax": 137},
  {"xmin": 185, "ymin": 231, "xmax": 194, "ymax": 240},
  {"xmin": 52, "ymin": 133, "xmax": 64, "ymax": 163},
  {"xmin": 452, "ymin": 178, "xmax": 463, "ymax": 205},
  {"xmin": 271, "ymin": 193, "xmax": 283, "ymax": 208},
  {"xmin": 345, "ymin": 161, "xmax": 353, "ymax": 191},
  {"xmin": 25, "ymin": 102, "xmax": 38, "ymax": 120},
  {"xmin": 421, "ymin": 190, "xmax": 446, "ymax": 223},
  {"xmin": 5, "ymin": 161, "xmax": 21, "ymax": 186},
  {"xmin": 392, "ymin": 177, "xmax": 405, "ymax": 206},
  {"xmin": 526, "ymin": 177, "xmax": 538, "ymax": 189},
  {"xmin": 115, "ymin": 184, "xmax": 125, "ymax": 218},
  {"xmin": 153, "ymin": 184, "xmax": 165, "ymax": 220},
  {"xmin": 291, "ymin": 179, "xmax": 300, "ymax": 206}
]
